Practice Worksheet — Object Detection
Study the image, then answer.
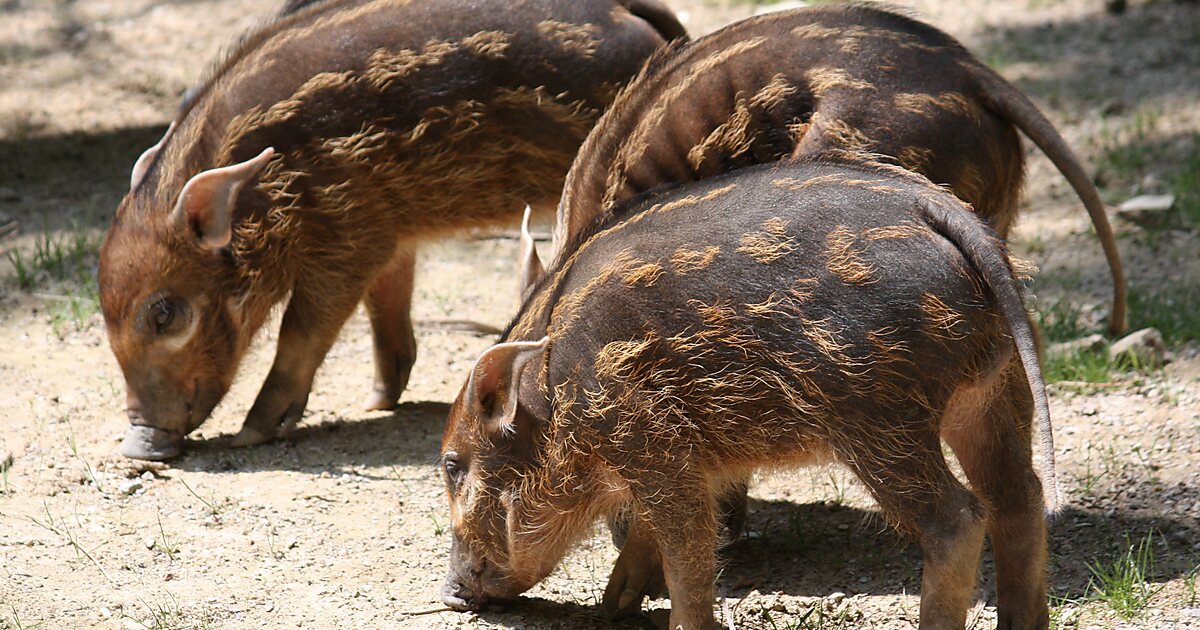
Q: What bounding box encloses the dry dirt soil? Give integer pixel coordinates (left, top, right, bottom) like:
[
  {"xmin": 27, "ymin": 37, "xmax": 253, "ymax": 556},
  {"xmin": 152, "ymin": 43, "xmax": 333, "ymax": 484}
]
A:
[{"xmin": 2, "ymin": 0, "xmax": 1199, "ymax": 628}]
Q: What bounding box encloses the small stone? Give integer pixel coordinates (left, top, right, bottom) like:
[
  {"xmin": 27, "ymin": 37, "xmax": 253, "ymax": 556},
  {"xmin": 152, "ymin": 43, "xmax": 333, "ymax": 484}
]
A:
[
  {"xmin": 140, "ymin": 471, "xmax": 155, "ymax": 481},
  {"xmin": 827, "ymin": 591, "xmax": 846, "ymax": 605},
  {"xmin": 1117, "ymin": 194, "xmax": 1179, "ymax": 228},
  {"xmin": 1109, "ymin": 328, "xmax": 1166, "ymax": 367},
  {"xmin": 837, "ymin": 523, "xmax": 849, "ymax": 531},
  {"xmin": 117, "ymin": 479, "xmax": 143, "ymax": 495},
  {"xmin": 1049, "ymin": 334, "xmax": 1106, "ymax": 357}
]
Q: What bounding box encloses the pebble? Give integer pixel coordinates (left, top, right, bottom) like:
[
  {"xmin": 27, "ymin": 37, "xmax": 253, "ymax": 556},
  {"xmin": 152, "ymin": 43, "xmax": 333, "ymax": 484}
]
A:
[
  {"xmin": 1109, "ymin": 328, "xmax": 1166, "ymax": 367},
  {"xmin": 1049, "ymin": 334, "xmax": 1107, "ymax": 357},
  {"xmin": 117, "ymin": 479, "xmax": 143, "ymax": 496},
  {"xmin": 1116, "ymin": 195, "xmax": 1181, "ymax": 228}
]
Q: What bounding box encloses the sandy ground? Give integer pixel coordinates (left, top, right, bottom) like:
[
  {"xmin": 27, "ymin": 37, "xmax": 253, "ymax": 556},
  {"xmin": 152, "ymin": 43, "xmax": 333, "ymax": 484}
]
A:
[{"xmin": 2, "ymin": 0, "xmax": 1199, "ymax": 628}]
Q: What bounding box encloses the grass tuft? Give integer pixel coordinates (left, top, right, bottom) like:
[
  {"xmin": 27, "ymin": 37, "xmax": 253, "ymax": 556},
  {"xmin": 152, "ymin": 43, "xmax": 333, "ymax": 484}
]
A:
[
  {"xmin": 1044, "ymin": 348, "xmax": 1117, "ymax": 384},
  {"xmin": 156, "ymin": 512, "xmax": 178, "ymax": 562},
  {"xmin": 121, "ymin": 594, "xmax": 212, "ymax": 630},
  {"xmin": 28, "ymin": 502, "xmax": 114, "ymax": 584},
  {"xmin": 1128, "ymin": 285, "xmax": 1200, "ymax": 345},
  {"xmin": 428, "ymin": 509, "xmax": 445, "ymax": 537},
  {"xmin": 179, "ymin": 477, "xmax": 224, "ymax": 518},
  {"xmin": 1167, "ymin": 134, "xmax": 1200, "ymax": 225},
  {"xmin": 1036, "ymin": 299, "xmax": 1093, "ymax": 343},
  {"xmin": 0, "ymin": 452, "xmax": 13, "ymax": 494},
  {"xmin": 5, "ymin": 228, "xmax": 99, "ymax": 290},
  {"xmin": 1087, "ymin": 532, "xmax": 1160, "ymax": 618},
  {"xmin": 1095, "ymin": 107, "xmax": 1159, "ymax": 192},
  {"xmin": 2, "ymin": 605, "xmax": 44, "ymax": 630}
]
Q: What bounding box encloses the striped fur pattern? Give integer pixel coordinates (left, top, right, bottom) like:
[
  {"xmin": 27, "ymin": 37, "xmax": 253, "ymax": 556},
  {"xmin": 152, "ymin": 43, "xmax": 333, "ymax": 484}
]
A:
[
  {"xmin": 441, "ymin": 159, "xmax": 1054, "ymax": 629},
  {"xmin": 99, "ymin": 0, "xmax": 685, "ymax": 459},
  {"xmin": 552, "ymin": 3, "xmax": 1125, "ymax": 335}
]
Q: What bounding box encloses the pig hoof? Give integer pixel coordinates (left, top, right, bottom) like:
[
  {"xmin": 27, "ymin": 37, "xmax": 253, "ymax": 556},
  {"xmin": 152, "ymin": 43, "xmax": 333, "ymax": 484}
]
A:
[
  {"xmin": 121, "ymin": 425, "xmax": 183, "ymax": 461},
  {"xmin": 363, "ymin": 389, "xmax": 399, "ymax": 411},
  {"xmin": 231, "ymin": 425, "xmax": 276, "ymax": 448}
]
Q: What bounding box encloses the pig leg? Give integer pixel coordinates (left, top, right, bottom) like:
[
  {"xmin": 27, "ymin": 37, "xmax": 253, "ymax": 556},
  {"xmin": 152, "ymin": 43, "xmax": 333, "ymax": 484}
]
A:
[
  {"xmin": 233, "ymin": 280, "xmax": 367, "ymax": 446},
  {"xmin": 914, "ymin": 481, "xmax": 986, "ymax": 630},
  {"xmin": 603, "ymin": 478, "xmax": 747, "ymax": 619},
  {"xmin": 634, "ymin": 485, "xmax": 721, "ymax": 630},
  {"xmin": 943, "ymin": 364, "xmax": 1049, "ymax": 630},
  {"xmin": 840, "ymin": 422, "xmax": 986, "ymax": 630},
  {"xmin": 363, "ymin": 246, "xmax": 418, "ymax": 411},
  {"xmin": 602, "ymin": 516, "xmax": 665, "ymax": 620}
]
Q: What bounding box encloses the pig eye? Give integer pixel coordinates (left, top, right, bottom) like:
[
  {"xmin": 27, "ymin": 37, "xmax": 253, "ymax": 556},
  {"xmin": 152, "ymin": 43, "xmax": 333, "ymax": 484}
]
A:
[
  {"xmin": 443, "ymin": 453, "xmax": 465, "ymax": 491},
  {"xmin": 143, "ymin": 295, "xmax": 189, "ymax": 336}
]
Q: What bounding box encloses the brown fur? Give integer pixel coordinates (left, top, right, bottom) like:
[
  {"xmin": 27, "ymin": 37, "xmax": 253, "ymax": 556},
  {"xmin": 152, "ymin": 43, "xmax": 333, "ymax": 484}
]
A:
[
  {"xmin": 552, "ymin": 3, "xmax": 1126, "ymax": 335},
  {"xmin": 442, "ymin": 160, "xmax": 1054, "ymax": 629},
  {"xmin": 99, "ymin": 0, "xmax": 686, "ymax": 457}
]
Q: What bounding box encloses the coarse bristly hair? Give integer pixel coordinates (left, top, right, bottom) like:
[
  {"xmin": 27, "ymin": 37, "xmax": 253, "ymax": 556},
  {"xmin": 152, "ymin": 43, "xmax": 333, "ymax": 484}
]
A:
[{"xmin": 551, "ymin": 0, "xmax": 1126, "ymax": 335}]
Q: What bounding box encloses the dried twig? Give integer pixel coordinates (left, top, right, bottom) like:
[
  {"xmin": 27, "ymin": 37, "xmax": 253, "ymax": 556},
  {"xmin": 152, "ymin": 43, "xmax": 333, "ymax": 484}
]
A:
[
  {"xmin": 400, "ymin": 606, "xmax": 455, "ymax": 616},
  {"xmin": 416, "ymin": 319, "xmax": 503, "ymax": 336}
]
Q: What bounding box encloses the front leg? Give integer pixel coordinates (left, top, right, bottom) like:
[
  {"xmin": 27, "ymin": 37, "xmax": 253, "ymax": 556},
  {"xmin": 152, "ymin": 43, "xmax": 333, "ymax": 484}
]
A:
[
  {"xmin": 603, "ymin": 517, "xmax": 665, "ymax": 620},
  {"xmin": 233, "ymin": 280, "xmax": 366, "ymax": 446},
  {"xmin": 604, "ymin": 480, "xmax": 749, "ymax": 620},
  {"xmin": 628, "ymin": 481, "xmax": 721, "ymax": 630},
  {"xmin": 363, "ymin": 246, "xmax": 417, "ymax": 410}
]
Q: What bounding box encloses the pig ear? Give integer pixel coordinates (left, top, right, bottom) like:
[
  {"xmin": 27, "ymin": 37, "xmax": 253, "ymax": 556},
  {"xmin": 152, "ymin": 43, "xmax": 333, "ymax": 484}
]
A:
[
  {"xmin": 518, "ymin": 205, "xmax": 545, "ymax": 297},
  {"xmin": 130, "ymin": 122, "xmax": 176, "ymax": 190},
  {"xmin": 170, "ymin": 148, "xmax": 275, "ymax": 251},
  {"xmin": 465, "ymin": 336, "xmax": 548, "ymax": 435}
]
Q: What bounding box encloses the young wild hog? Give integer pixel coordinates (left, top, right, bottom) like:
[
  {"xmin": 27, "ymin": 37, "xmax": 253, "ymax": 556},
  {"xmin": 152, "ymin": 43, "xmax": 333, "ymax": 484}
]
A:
[
  {"xmin": 99, "ymin": 0, "xmax": 686, "ymax": 460},
  {"xmin": 553, "ymin": 3, "xmax": 1126, "ymax": 336},
  {"xmin": 439, "ymin": 158, "xmax": 1057, "ymax": 630}
]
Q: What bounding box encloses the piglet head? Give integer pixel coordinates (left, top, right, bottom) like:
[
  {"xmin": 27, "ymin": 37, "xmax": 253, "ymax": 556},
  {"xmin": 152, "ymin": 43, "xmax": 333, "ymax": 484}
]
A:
[
  {"xmin": 440, "ymin": 337, "xmax": 550, "ymax": 610},
  {"xmin": 100, "ymin": 144, "xmax": 275, "ymax": 460}
]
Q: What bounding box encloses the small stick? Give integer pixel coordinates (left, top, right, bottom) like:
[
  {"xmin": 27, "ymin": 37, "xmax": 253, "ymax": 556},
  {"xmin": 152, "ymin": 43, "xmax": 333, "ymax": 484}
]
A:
[
  {"xmin": 416, "ymin": 319, "xmax": 503, "ymax": 336},
  {"xmin": 400, "ymin": 606, "xmax": 455, "ymax": 616}
]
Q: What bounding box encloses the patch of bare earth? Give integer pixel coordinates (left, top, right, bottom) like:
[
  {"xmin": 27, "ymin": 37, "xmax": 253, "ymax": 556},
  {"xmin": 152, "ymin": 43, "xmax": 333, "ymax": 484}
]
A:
[{"xmin": 1, "ymin": 0, "xmax": 1197, "ymax": 628}]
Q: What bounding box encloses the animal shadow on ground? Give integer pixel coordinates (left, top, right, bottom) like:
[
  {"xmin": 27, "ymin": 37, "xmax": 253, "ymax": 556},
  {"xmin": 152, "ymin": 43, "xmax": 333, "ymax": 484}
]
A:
[
  {"xmin": 719, "ymin": 494, "xmax": 1199, "ymax": 601},
  {"xmin": 477, "ymin": 596, "xmax": 659, "ymax": 630},
  {"xmin": 167, "ymin": 401, "xmax": 453, "ymax": 476}
]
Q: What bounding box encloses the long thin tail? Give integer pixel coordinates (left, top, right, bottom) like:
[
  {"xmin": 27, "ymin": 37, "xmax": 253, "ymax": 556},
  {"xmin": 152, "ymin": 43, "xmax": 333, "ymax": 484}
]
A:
[
  {"xmin": 971, "ymin": 62, "xmax": 1127, "ymax": 336},
  {"xmin": 921, "ymin": 198, "xmax": 1060, "ymax": 516},
  {"xmin": 620, "ymin": 0, "xmax": 690, "ymax": 42}
]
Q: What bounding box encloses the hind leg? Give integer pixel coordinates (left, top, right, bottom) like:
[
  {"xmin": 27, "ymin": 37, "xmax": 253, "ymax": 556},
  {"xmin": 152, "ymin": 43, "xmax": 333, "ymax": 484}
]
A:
[
  {"xmin": 944, "ymin": 363, "xmax": 1049, "ymax": 630},
  {"xmin": 915, "ymin": 481, "xmax": 987, "ymax": 629},
  {"xmin": 838, "ymin": 419, "xmax": 986, "ymax": 630},
  {"xmin": 363, "ymin": 246, "xmax": 417, "ymax": 411}
]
